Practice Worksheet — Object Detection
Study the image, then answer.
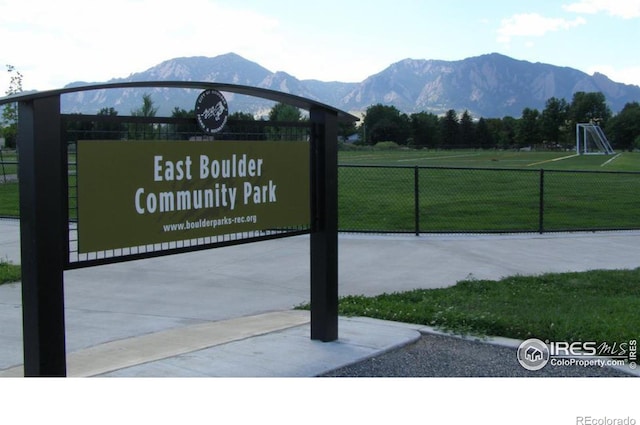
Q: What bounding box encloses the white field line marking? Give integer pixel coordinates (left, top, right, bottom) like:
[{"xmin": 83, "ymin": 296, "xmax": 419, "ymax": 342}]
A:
[
  {"xmin": 526, "ymin": 154, "xmax": 579, "ymax": 167},
  {"xmin": 396, "ymin": 153, "xmax": 481, "ymax": 162},
  {"xmin": 601, "ymin": 153, "xmax": 622, "ymax": 167}
]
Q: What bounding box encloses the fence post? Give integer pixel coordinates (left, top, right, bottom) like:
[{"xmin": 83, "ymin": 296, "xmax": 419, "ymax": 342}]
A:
[
  {"xmin": 0, "ymin": 148, "xmax": 5, "ymax": 183},
  {"xmin": 414, "ymin": 166, "xmax": 420, "ymax": 236},
  {"xmin": 539, "ymin": 169, "xmax": 545, "ymax": 234}
]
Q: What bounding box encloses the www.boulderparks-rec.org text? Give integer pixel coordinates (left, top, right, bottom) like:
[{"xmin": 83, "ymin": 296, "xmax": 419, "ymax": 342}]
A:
[{"xmin": 162, "ymin": 215, "xmax": 258, "ymax": 233}]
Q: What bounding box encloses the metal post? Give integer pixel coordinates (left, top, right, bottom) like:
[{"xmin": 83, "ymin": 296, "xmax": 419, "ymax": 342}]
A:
[
  {"xmin": 0, "ymin": 149, "xmax": 6, "ymax": 183},
  {"xmin": 414, "ymin": 166, "xmax": 420, "ymax": 236},
  {"xmin": 18, "ymin": 96, "xmax": 67, "ymax": 376},
  {"xmin": 309, "ymin": 107, "xmax": 338, "ymax": 342},
  {"xmin": 538, "ymin": 169, "xmax": 545, "ymax": 234}
]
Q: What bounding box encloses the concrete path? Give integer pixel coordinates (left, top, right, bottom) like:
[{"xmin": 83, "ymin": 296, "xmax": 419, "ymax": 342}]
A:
[{"xmin": 1, "ymin": 218, "xmax": 638, "ymax": 376}]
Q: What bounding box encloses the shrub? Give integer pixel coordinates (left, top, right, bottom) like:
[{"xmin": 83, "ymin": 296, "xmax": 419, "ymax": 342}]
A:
[{"xmin": 373, "ymin": 141, "xmax": 400, "ymax": 150}]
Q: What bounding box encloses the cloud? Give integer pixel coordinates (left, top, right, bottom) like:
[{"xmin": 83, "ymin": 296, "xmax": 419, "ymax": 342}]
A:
[
  {"xmin": 497, "ymin": 13, "xmax": 587, "ymax": 43},
  {"xmin": 563, "ymin": 0, "xmax": 640, "ymax": 19},
  {"xmin": 0, "ymin": 0, "xmax": 283, "ymax": 91}
]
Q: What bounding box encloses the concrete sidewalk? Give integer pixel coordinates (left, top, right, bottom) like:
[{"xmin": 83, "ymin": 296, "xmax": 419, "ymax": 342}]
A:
[
  {"xmin": 1, "ymin": 218, "xmax": 639, "ymax": 377},
  {"xmin": 1, "ymin": 311, "xmax": 423, "ymax": 377}
]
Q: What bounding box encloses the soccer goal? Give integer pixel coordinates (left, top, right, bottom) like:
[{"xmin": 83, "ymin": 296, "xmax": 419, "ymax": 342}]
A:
[{"xmin": 576, "ymin": 123, "xmax": 615, "ymax": 155}]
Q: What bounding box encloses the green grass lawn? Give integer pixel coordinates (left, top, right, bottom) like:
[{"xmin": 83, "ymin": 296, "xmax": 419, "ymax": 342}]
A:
[
  {"xmin": 338, "ymin": 149, "xmax": 640, "ymax": 171},
  {"xmin": 0, "ymin": 150, "xmax": 18, "ymax": 176},
  {"xmin": 0, "ymin": 182, "xmax": 19, "ymax": 216},
  {"xmin": 299, "ymin": 268, "xmax": 640, "ymax": 343},
  {"xmin": 338, "ymin": 161, "xmax": 640, "ymax": 233},
  {"xmin": 0, "ymin": 260, "xmax": 20, "ymax": 285}
]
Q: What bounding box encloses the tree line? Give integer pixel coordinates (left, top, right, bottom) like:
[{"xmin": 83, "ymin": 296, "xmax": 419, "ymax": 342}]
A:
[
  {"xmin": 62, "ymin": 95, "xmax": 310, "ymax": 142},
  {"xmin": 359, "ymin": 92, "xmax": 640, "ymax": 151},
  {"xmin": 75, "ymin": 91, "xmax": 638, "ymax": 151}
]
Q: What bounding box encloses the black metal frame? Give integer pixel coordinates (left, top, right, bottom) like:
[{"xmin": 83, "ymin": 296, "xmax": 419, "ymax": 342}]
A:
[{"xmin": 1, "ymin": 82, "xmax": 357, "ymax": 376}]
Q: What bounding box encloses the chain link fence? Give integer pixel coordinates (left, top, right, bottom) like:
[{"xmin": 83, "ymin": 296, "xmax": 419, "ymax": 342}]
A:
[
  {"xmin": 339, "ymin": 165, "xmax": 640, "ymax": 234},
  {"xmin": 3, "ymin": 152, "xmax": 640, "ymax": 233}
]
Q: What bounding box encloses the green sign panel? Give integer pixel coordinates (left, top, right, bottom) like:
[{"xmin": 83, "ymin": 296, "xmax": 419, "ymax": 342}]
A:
[{"xmin": 77, "ymin": 140, "xmax": 310, "ymax": 253}]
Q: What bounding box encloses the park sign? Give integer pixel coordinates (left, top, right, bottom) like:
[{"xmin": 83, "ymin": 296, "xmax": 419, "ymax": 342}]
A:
[
  {"xmin": 77, "ymin": 140, "xmax": 310, "ymax": 253},
  {"xmin": 2, "ymin": 81, "xmax": 355, "ymax": 376}
]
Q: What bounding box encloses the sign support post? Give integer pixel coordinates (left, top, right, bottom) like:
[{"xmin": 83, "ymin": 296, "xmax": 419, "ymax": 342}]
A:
[
  {"xmin": 18, "ymin": 96, "xmax": 67, "ymax": 376},
  {"xmin": 309, "ymin": 107, "xmax": 339, "ymax": 342}
]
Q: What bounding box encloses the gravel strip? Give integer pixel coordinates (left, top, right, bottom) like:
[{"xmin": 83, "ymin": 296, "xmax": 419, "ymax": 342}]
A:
[{"xmin": 321, "ymin": 333, "xmax": 635, "ymax": 377}]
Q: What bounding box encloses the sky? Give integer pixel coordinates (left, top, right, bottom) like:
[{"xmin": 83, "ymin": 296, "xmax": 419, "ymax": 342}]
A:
[{"xmin": 1, "ymin": 0, "xmax": 640, "ymax": 95}]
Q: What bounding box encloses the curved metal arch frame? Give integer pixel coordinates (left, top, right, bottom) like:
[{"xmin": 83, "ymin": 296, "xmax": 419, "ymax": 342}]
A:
[{"xmin": 14, "ymin": 82, "xmax": 346, "ymax": 376}]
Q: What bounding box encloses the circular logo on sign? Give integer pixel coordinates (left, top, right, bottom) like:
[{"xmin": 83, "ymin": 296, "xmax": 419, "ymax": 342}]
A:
[
  {"xmin": 195, "ymin": 89, "xmax": 228, "ymax": 134},
  {"xmin": 517, "ymin": 338, "xmax": 550, "ymax": 371}
]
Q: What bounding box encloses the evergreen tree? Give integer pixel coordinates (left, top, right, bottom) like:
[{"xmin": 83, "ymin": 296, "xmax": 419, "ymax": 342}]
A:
[
  {"xmin": 440, "ymin": 109, "xmax": 459, "ymax": 149},
  {"xmin": 459, "ymin": 110, "xmax": 475, "ymax": 148},
  {"xmin": 475, "ymin": 118, "xmax": 494, "ymax": 149}
]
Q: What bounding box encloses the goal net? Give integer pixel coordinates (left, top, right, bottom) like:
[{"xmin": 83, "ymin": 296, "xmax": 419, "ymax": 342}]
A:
[{"xmin": 576, "ymin": 123, "xmax": 615, "ymax": 155}]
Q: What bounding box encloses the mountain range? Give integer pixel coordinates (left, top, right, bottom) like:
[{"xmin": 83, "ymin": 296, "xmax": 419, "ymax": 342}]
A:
[{"xmin": 61, "ymin": 52, "xmax": 640, "ymax": 119}]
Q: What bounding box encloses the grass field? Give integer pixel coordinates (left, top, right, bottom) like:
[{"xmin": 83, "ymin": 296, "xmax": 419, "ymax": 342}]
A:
[
  {"xmin": 339, "ymin": 149, "xmax": 640, "ymax": 171},
  {"xmin": 338, "ymin": 149, "xmax": 640, "ymax": 233}
]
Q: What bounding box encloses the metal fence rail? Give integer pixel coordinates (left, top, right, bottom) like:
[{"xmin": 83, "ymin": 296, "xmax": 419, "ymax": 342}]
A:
[{"xmin": 338, "ymin": 165, "xmax": 640, "ymax": 234}]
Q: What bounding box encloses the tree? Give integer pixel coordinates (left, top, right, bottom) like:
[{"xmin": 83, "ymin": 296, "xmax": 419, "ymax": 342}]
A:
[
  {"xmin": 362, "ymin": 104, "xmax": 410, "ymax": 145},
  {"xmin": 269, "ymin": 102, "xmax": 302, "ymax": 122},
  {"xmin": 540, "ymin": 97, "xmax": 569, "ymax": 148},
  {"xmin": 517, "ymin": 107, "xmax": 541, "ymax": 148},
  {"xmin": 501, "ymin": 117, "xmax": 519, "ymax": 149},
  {"xmin": 95, "ymin": 107, "xmax": 125, "ymax": 140},
  {"xmin": 169, "ymin": 107, "xmax": 194, "ymax": 139},
  {"xmin": 475, "ymin": 118, "xmax": 494, "ymax": 149},
  {"xmin": 485, "ymin": 117, "xmax": 517, "ymax": 149},
  {"xmin": 65, "ymin": 113, "xmax": 94, "ymax": 141},
  {"xmin": 170, "ymin": 106, "xmax": 192, "ymax": 118},
  {"xmin": 132, "ymin": 93, "xmax": 158, "ymax": 117},
  {"xmin": 129, "ymin": 93, "xmax": 158, "ymax": 140},
  {"xmin": 458, "ymin": 110, "xmax": 475, "ymax": 148},
  {"xmin": 606, "ymin": 102, "xmax": 640, "ymax": 151},
  {"xmin": 409, "ymin": 112, "xmax": 440, "ymax": 148},
  {"xmin": 440, "ymin": 109, "xmax": 459, "ymax": 149},
  {"xmin": 1, "ymin": 65, "xmax": 23, "ymax": 148},
  {"xmin": 569, "ymin": 92, "xmax": 612, "ymax": 126},
  {"xmin": 338, "ymin": 120, "xmax": 358, "ymax": 143},
  {"xmin": 266, "ymin": 102, "xmax": 305, "ymax": 140},
  {"xmin": 226, "ymin": 111, "xmax": 264, "ymax": 141}
]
